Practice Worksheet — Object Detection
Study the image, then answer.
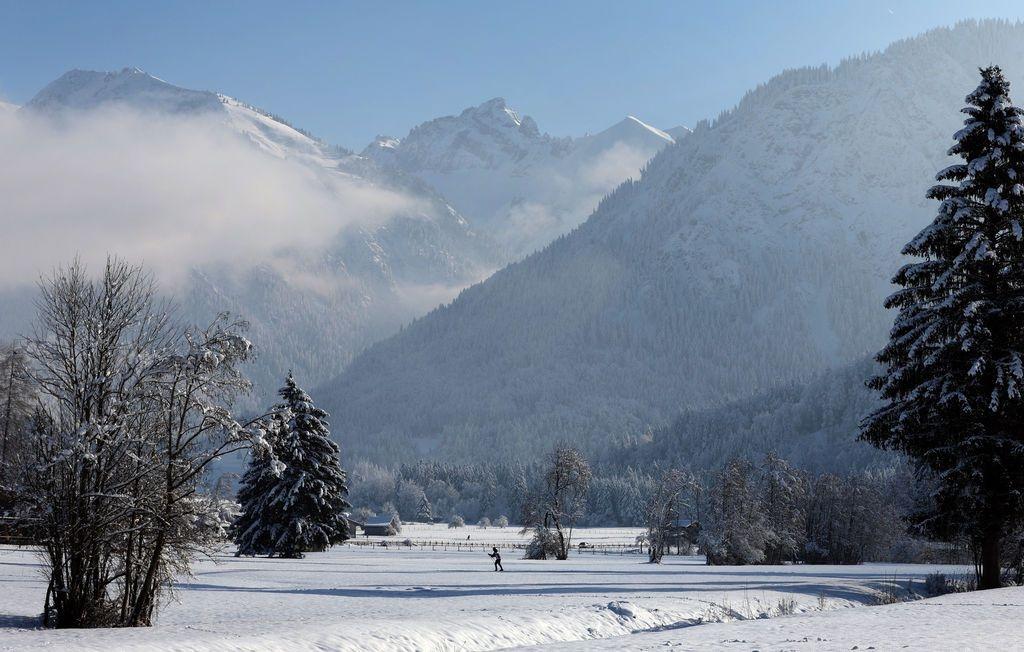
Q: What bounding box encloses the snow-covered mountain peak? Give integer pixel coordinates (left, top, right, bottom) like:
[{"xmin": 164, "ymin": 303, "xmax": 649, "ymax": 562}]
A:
[
  {"xmin": 616, "ymin": 116, "xmax": 674, "ymax": 142},
  {"xmin": 23, "ymin": 67, "xmax": 343, "ymax": 168},
  {"xmin": 361, "ymin": 96, "xmax": 572, "ymax": 174},
  {"xmin": 361, "ymin": 135, "xmax": 401, "ymax": 157},
  {"xmin": 574, "ymin": 116, "xmax": 675, "ymax": 154},
  {"xmin": 362, "ymin": 97, "xmax": 677, "ymax": 256},
  {"xmin": 456, "ymin": 97, "xmax": 542, "ymax": 138},
  {"xmin": 370, "ymin": 135, "xmax": 401, "ymax": 150},
  {"xmin": 25, "ymin": 67, "xmax": 222, "ymax": 115},
  {"xmin": 462, "ymin": 96, "xmax": 520, "ymax": 125}
]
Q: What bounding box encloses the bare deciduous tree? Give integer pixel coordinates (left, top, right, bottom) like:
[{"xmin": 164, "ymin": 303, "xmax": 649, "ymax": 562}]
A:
[
  {"xmin": 645, "ymin": 469, "xmax": 694, "ymax": 563},
  {"xmin": 520, "ymin": 447, "xmax": 591, "ymax": 560},
  {"xmin": 17, "ymin": 259, "xmax": 270, "ymax": 628},
  {"xmin": 0, "ymin": 343, "xmax": 33, "ymax": 497}
]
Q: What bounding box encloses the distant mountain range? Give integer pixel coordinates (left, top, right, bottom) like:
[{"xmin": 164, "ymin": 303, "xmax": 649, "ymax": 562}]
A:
[
  {"xmin": 318, "ymin": 20, "xmax": 1024, "ymax": 465},
  {"xmin": 1, "ymin": 67, "xmax": 678, "ymax": 406}
]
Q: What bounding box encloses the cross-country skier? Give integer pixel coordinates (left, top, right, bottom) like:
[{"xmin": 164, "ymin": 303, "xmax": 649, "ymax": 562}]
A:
[{"xmin": 488, "ymin": 546, "xmax": 504, "ymax": 571}]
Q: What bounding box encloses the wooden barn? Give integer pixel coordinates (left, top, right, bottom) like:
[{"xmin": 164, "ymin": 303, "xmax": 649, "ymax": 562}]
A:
[{"xmin": 361, "ymin": 514, "xmax": 402, "ymax": 536}]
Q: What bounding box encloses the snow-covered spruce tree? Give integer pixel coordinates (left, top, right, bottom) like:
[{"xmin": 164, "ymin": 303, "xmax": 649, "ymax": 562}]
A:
[
  {"xmin": 861, "ymin": 66, "xmax": 1024, "ymax": 589},
  {"xmin": 264, "ymin": 374, "xmax": 350, "ymax": 558},
  {"xmin": 233, "ymin": 414, "xmax": 288, "ymax": 556},
  {"xmin": 416, "ymin": 494, "xmax": 433, "ymax": 523}
]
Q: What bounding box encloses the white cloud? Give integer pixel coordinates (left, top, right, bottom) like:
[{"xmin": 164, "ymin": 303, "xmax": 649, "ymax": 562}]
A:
[
  {"xmin": 492, "ymin": 140, "xmax": 657, "ymax": 255},
  {"xmin": 0, "ymin": 106, "xmax": 422, "ymax": 289},
  {"xmin": 578, "ymin": 141, "xmax": 653, "ymax": 189}
]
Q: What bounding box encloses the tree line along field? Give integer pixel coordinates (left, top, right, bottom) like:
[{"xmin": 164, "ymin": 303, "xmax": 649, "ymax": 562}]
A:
[{"xmin": 0, "ymin": 542, "xmax": 979, "ymax": 651}]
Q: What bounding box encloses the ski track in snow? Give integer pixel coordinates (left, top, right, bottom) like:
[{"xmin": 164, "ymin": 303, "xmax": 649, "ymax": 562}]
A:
[{"xmin": 0, "ymin": 537, "xmax": 976, "ymax": 651}]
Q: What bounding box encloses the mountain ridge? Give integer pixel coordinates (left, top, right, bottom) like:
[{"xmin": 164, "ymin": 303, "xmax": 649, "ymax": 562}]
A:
[{"xmin": 318, "ymin": 19, "xmax": 1024, "ymax": 465}]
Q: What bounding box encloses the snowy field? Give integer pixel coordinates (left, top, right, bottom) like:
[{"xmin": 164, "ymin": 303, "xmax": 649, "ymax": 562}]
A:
[
  {"xmin": 0, "ymin": 542, "xmax": 979, "ymax": 651},
  {"xmin": 538, "ymin": 587, "xmax": 1024, "ymax": 651}
]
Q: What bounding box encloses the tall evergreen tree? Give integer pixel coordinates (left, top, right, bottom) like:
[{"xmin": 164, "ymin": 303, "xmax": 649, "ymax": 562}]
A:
[
  {"xmin": 862, "ymin": 66, "xmax": 1024, "ymax": 589},
  {"xmin": 264, "ymin": 373, "xmax": 351, "ymax": 558}
]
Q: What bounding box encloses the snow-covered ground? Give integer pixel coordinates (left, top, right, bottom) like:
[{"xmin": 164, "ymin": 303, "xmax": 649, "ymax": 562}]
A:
[
  {"xmin": 0, "ymin": 542, "xmax": 976, "ymax": 651},
  {"xmin": 536, "ymin": 586, "xmax": 1024, "ymax": 651}
]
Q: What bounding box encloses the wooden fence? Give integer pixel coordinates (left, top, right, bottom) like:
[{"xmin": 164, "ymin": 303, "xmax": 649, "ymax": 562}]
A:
[
  {"xmin": 0, "ymin": 516, "xmax": 36, "ymax": 546},
  {"xmin": 343, "ymin": 538, "xmax": 645, "ymax": 555}
]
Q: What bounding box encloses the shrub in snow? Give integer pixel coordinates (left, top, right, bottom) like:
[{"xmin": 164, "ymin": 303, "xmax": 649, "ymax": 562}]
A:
[
  {"xmin": 775, "ymin": 598, "xmax": 797, "ymax": 616},
  {"xmin": 523, "ymin": 525, "xmax": 561, "ymax": 560},
  {"xmin": 495, "ymin": 515, "xmax": 509, "ymax": 528},
  {"xmin": 926, "ymin": 573, "xmax": 952, "ymax": 597},
  {"xmin": 925, "ymin": 572, "xmax": 975, "ymax": 596},
  {"xmin": 478, "ymin": 517, "xmax": 490, "ymax": 529},
  {"xmin": 448, "ymin": 515, "xmax": 465, "ymax": 529}
]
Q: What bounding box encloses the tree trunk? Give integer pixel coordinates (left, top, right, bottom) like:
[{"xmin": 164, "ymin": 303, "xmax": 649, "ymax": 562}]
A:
[
  {"xmin": 0, "ymin": 352, "xmax": 15, "ymax": 481},
  {"xmin": 980, "ymin": 530, "xmax": 1002, "ymax": 590},
  {"xmin": 128, "ymin": 532, "xmax": 165, "ymax": 626}
]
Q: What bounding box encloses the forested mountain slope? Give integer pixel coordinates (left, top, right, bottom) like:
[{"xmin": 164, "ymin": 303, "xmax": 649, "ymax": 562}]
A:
[
  {"xmin": 322, "ymin": 20, "xmax": 1024, "ymax": 463},
  {"xmin": 603, "ymin": 359, "xmax": 885, "ymax": 473}
]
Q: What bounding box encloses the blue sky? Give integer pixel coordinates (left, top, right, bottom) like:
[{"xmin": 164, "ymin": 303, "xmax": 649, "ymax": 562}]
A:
[{"xmin": 2, "ymin": 1, "xmax": 1024, "ymax": 149}]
